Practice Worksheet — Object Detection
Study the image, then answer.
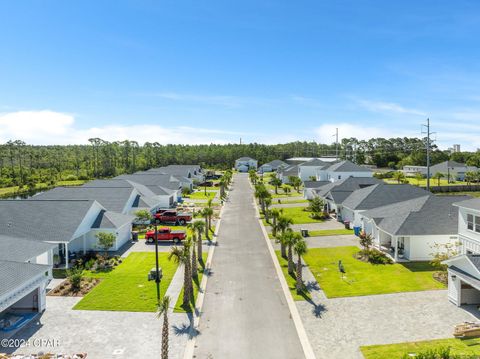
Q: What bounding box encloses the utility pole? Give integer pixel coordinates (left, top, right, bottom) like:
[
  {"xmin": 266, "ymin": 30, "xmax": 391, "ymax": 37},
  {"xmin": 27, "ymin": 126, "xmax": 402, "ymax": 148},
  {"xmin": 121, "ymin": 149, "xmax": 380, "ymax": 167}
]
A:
[
  {"xmin": 334, "ymin": 128, "xmax": 339, "ymax": 160},
  {"xmin": 421, "ymin": 118, "xmax": 432, "ymax": 192}
]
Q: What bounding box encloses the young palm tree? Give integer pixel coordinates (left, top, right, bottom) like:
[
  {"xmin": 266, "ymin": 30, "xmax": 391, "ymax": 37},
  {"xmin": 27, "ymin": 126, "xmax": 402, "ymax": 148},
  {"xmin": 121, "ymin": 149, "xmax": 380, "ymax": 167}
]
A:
[
  {"xmin": 189, "ymin": 230, "xmax": 198, "ymax": 278},
  {"xmin": 294, "ymin": 239, "xmax": 308, "ymax": 293},
  {"xmin": 271, "ymin": 176, "xmax": 283, "ymax": 194},
  {"xmin": 202, "ymin": 207, "xmax": 214, "ymax": 237},
  {"xmin": 276, "ymin": 215, "xmax": 293, "ymax": 258},
  {"xmin": 392, "ymin": 171, "xmax": 406, "ymax": 184},
  {"xmin": 169, "ymin": 242, "xmax": 193, "ymax": 308},
  {"xmin": 284, "ymin": 230, "xmax": 301, "ymax": 275},
  {"xmin": 264, "ymin": 197, "xmax": 272, "ymax": 223},
  {"xmin": 414, "ymin": 172, "xmax": 424, "ymax": 186},
  {"xmin": 157, "ymin": 295, "xmax": 171, "ymax": 359},
  {"xmin": 270, "ymin": 208, "xmax": 280, "ymax": 237},
  {"xmin": 432, "ymin": 172, "xmax": 445, "ymax": 186},
  {"xmin": 193, "ymin": 220, "xmax": 206, "ymax": 262}
]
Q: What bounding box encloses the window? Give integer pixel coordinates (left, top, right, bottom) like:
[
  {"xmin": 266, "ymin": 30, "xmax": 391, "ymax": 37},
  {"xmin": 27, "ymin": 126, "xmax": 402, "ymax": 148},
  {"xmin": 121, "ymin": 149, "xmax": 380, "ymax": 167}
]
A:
[
  {"xmin": 476, "ymin": 216, "xmax": 480, "ymax": 233},
  {"xmin": 338, "ymin": 175, "xmax": 341, "ymax": 180},
  {"xmin": 468, "ymin": 214, "xmax": 474, "ymax": 231}
]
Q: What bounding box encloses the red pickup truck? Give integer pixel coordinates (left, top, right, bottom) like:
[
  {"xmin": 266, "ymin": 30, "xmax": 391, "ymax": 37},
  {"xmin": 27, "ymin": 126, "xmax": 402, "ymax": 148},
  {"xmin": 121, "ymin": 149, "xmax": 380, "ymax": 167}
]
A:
[
  {"xmin": 154, "ymin": 210, "xmax": 192, "ymax": 225},
  {"xmin": 145, "ymin": 227, "xmax": 187, "ymax": 244}
]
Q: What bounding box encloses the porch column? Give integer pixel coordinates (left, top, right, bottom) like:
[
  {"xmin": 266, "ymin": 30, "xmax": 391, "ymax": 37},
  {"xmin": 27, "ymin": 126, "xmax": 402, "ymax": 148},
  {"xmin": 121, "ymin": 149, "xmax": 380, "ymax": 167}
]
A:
[
  {"xmin": 65, "ymin": 242, "xmax": 69, "ymax": 269},
  {"xmin": 393, "ymin": 236, "xmax": 398, "ymax": 262},
  {"xmin": 83, "ymin": 234, "xmax": 87, "ymax": 254}
]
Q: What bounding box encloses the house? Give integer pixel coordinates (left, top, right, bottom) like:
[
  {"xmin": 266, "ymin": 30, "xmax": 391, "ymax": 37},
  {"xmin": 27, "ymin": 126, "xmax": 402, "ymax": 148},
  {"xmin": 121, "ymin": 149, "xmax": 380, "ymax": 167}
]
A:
[
  {"xmin": 313, "ymin": 177, "xmax": 382, "ymax": 212},
  {"xmin": 339, "ymin": 183, "xmax": 430, "ymax": 227},
  {"xmin": 0, "ymin": 236, "xmax": 55, "ymax": 320},
  {"xmin": 135, "ymin": 169, "xmax": 194, "ymax": 191},
  {"xmin": 0, "ymin": 200, "xmax": 133, "ymax": 268},
  {"xmin": 321, "ymin": 160, "xmax": 373, "ymax": 182},
  {"xmin": 430, "ymin": 160, "xmax": 478, "ymax": 181},
  {"xmin": 278, "ymin": 164, "xmax": 300, "ymax": 184},
  {"xmin": 82, "ymin": 179, "xmax": 172, "ymax": 210},
  {"xmin": 303, "ymin": 181, "xmax": 330, "ymax": 200},
  {"xmin": 235, "ymin": 157, "xmax": 258, "ymax": 172},
  {"xmin": 360, "ymin": 195, "xmax": 467, "ymax": 262},
  {"xmin": 115, "ymin": 174, "xmax": 182, "ymax": 202},
  {"xmin": 443, "ymin": 198, "xmax": 480, "ymax": 306},
  {"xmin": 402, "ymin": 165, "xmax": 428, "ymax": 177},
  {"xmin": 258, "ymin": 160, "xmax": 287, "ymax": 174},
  {"xmin": 299, "ymin": 159, "xmax": 331, "ymax": 181}
]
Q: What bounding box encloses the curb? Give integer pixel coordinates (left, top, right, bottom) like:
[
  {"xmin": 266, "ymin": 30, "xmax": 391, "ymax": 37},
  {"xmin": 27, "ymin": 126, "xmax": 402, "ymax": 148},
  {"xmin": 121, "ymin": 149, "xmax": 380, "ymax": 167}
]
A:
[
  {"xmin": 182, "ymin": 187, "xmax": 228, "ymax": 359},
  {"xmin": 253, "ymin": 183, "xmax": 316, "ymax": 359}
]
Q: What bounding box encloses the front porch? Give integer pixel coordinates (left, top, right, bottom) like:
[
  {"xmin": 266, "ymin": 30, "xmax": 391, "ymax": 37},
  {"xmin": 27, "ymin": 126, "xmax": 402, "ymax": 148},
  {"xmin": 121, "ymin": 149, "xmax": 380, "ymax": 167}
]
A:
[{"xmin": 374, "ymin": 230, "xmax": 410, "ymax": 262}]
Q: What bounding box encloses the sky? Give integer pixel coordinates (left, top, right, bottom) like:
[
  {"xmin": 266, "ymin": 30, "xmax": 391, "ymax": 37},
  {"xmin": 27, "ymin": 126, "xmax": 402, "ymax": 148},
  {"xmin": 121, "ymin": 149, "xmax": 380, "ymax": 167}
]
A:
[{"xmin": 1, "ymin": 0, "xmax": 480, "ymax": 150}]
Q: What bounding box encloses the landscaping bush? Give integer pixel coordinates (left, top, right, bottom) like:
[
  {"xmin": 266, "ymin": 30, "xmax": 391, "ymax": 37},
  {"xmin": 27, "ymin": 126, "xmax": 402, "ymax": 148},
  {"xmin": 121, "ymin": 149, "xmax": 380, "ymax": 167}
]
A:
[
  {"xmin": 401, "ymin": 346, "xmax": 461, "ymax": 359},
  {"xmin": 67, "ymin": 267, "xmax": 84, "ymax": 293},
  {"xmin": 63, "ymin": 174, "xmax": 78, "ymax": 181},
  {"xmin": 356, "ymin": 249, "xmax": 393, "ymax": 265}
]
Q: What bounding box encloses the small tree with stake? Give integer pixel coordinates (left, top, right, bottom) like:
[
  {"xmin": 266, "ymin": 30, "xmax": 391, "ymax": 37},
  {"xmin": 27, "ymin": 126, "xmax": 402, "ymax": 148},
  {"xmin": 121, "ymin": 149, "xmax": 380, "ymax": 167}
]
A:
[{"xmin": 95, "ymin": 232, "xmax": 116, "ymax": 258}]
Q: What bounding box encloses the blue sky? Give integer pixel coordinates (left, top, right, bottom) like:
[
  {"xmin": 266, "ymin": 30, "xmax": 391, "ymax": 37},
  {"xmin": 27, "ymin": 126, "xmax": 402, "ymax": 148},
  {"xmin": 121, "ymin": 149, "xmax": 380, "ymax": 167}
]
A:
[{"xmin": 1, "ymin": 0, "xmax": 480, "ymax": 149}]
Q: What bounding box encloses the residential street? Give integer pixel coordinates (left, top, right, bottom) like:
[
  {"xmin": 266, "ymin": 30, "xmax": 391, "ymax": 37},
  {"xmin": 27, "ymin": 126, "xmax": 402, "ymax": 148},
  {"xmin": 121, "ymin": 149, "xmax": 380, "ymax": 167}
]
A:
[{"xmin": 194, "ymin": 173, "xmax": 304, "ymax": 359}]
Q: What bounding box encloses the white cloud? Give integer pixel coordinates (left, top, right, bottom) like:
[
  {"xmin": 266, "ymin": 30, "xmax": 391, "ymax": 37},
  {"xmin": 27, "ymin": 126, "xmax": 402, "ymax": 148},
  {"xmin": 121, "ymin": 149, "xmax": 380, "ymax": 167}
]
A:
[
  {"xmin": 0, "ymin": 110, "xmax": 237, "ymax": 145},
  {"xmin": 147, "ymin": 92, "xmax": 243, "ymax": 108},
  {"xmin": 356, "ymin": 99, "xmax": 426, "ymax": 116}
]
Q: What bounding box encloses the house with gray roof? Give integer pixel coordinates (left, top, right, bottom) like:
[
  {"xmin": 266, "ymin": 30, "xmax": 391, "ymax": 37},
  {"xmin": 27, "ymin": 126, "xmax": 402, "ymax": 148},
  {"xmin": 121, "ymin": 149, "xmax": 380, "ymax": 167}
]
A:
[
  {"xmin": 235, "ymin": 157, "xmax": 257, "ymax": 172},
  {"xmin": 302, "ymin": 181, "xmax": 330, "ymax": 199},
  {"xmin": 319, "ymin": 160, "xmax": 373, "ymax": 182},
  {"xmin": 339, "ymin": 183, "xmax": 430, "ymax": 227},
  {"xmin": 299, "ymin": 159, "xmax": 331, "ymax": 181},
  {"xmin": 258, "ymin": 160, "xmax": 287, "ymax": 174},
  {"xmin": 114, "ymin": 173, "xmax": 181, "ymax": 203},
  {"xmin": 0, "ymin": 236, "xmax": 55, "ymax": 320},
  {"xmin": 278, "ymin": 164, "xmax": 300, "ymax": 184},
  {"xmin": 360, "ymin": 195, "xmax": 468, "ymax": 261},
  {"xmin": 442, "ymin": 198, "xmax": 480, "ymax": 306},
  {"xmin": 0, "ymin": 200, "xmax": 133, "ymax": 269},
  {"xmin": 430, "ymin": 160, "xmax": 478, "ymax": 181}
]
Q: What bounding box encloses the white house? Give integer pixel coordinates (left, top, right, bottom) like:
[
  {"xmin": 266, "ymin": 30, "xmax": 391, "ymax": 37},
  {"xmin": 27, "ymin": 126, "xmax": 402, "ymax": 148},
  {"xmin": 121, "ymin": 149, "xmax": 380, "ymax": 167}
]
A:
[
  {"xmin": 235, "ymin": 157, "xmax": 258, "ymax": 172},
  {"xmin": 299, "ymin": 159, "xmax": 330, "ymax": 181},
  {"xmin": 361, "ymin": 195, "xmax": 466, "ymax": 262},
  {"xmin": 258, "ymin": 160, "xmax": 287, "ymax": 174},
  {"xmin": 430, "ymin": 160, "xmax": 478, "ymax": 182},
  {"xmin": 278, "ymin": 164, "xmax": 300, "ymax": 184},
  {"xmin": 444, "ymin": 198, "xmax": 480, "ymax": 306},
  {"xmin": 321, "ymin": 160, "xmax": 373, "ymax": 183},
  {"xmin": 402, "ymin": 165, "xmax": 428, "ymax": 177},
  {"xmin": 303, "ymin": 181, "xmax": 330, "ymax": 200},
  {"xmin": 339, "ymin": 183, "xmax": 430, "ymax": 227}
]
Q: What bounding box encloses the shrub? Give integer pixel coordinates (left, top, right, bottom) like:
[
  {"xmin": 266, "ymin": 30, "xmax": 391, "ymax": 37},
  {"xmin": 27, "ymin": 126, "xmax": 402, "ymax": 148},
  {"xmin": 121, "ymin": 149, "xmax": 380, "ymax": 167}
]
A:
[
  {"xmin": 63, "ymin": 174, "xmax": 78, "ymax": 181},
  {"xmin": 67, "ymin": 267, "xmax": 83, "ymax": 293},
  {"xmin": 78, "ymin": 174, "xmax": 90, "ymax": 180},
  {"xmin": 356, "ymin": 249, "xmax": 393, "ymax": 265},
  {"xmin": 401, "ymin": 346, "xmax": 459, "ymax": 359}
]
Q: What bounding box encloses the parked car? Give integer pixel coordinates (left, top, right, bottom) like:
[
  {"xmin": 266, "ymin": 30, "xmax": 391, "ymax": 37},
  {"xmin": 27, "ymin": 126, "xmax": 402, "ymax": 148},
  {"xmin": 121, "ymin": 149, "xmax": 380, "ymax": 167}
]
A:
[
  {"xmin": 154, "ymin": 210, "xmax": 192, "ymax": 225},
  {"xmin": 145, "ymin": 227, "xmax": 187, "ymax": 244}
]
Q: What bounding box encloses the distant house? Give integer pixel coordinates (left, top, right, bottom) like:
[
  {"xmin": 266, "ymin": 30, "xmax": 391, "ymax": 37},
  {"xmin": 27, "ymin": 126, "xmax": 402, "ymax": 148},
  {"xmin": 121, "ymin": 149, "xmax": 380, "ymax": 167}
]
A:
[
  {"xmin": 299, "ymin": 159, "xmax": 331, "ymax": 181},
  {"xmin": 235, "ymin": 157, "xmax": 258, "ymax": 172},
  {"xmin": 361, "ymin": 195, "xmax": 467, "ymax": 262},
  {"xmin": 115, "ymin": 173, "xmax": 182, "ymax": 203},
  {"xmin": 303, "ymin": 181, "xmax": 330, "ymax": 200},
  {"xmin": 430, "ymin": 160, "xmax": 478, "ymax": 181},
  {"xmin": 402, "ymin": 165, "xmax": 428, "ymax": 177},
  {"xmin": 258, "ymin": 160, "xmax": 287, "ymax": 174},
  {"xmin": 0, "ymin": 200, "xmax": 133, "ymax": 268},
  {"xmin": 443, "ymin": 198, "xmax": 480, "ymax": 306},
  {"xmin": 278, "ymin": 164, "xmax": 300, "ymax": 184},
  {"xmin": 320, "ymin": 160, "xmax": 373, "ymax": 182},
  {"xmin": 339, "ymin": 183, "xmax": 430, "ymax": 227}
]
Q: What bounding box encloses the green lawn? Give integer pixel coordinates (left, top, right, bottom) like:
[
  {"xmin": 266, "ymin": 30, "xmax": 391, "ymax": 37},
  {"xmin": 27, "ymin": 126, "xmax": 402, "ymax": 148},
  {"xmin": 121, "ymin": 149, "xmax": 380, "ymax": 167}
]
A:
[
  {"xmin": 187, "ymin": 191, "xmax": 217, "ymax": 200},
  {"xmin": 174, "ymin": 253, "xmax": 208, "ymax": 313},
  {"xmin": 438, "ymin": 191, "xmax": 480, "ymax": 198},
  {"xmin": 136, "ymin": 225, "xmax": 216, "ymax": 239},
  {"xmin": 273, "ymin": 199, "xmax": 309, "ymax": 204},
  {"xmin": 303, "ymin": 246, "xmax": 445, "ymax": 298},
  {"xmin": 268, "ymin": 228, "xmax": 353, "ymax": 239},
  {"xmin": 0, "ymin": 179, "xmax": 86, "ymax": 197},
  {"xmin": 74, "ymin": 252, "xmax": 178, "ymax": 312},
  {"xmin": 275, "ymin": 251, "xmax": 311, "ymax": 301},
  {"xmin": 269, "ymin": 206, "xmax": 323, "ymax": 224},
  {"xmin": 361, "ymin": 338, "xmax": 480, "ymax": 359},
  {"xmin": 272, "ymin": 192, "xmax": 303, "ymax": 198}
]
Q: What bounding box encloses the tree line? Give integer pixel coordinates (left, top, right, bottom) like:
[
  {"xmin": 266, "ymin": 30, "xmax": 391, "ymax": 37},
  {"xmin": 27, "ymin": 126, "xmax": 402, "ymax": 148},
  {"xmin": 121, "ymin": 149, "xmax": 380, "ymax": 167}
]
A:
[{"xmin": 1, "ymin": 137, "xmax": 479, "ymax": 188}]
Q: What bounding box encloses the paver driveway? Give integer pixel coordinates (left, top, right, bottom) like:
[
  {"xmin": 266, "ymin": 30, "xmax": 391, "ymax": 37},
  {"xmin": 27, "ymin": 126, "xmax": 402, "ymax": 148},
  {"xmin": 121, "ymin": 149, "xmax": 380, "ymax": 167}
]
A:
[{"xmin": 194, "ymin": 173, "xmax": 304, "ymax": 359}]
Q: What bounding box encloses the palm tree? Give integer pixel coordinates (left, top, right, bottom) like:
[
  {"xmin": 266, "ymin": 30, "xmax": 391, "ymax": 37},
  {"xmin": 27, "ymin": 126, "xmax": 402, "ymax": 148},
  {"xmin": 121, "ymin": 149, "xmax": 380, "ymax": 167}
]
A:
[
  {"xmin": 276, "ymin": 215, "xmax": 293, "ymax": 258},
  {"xmin": 283, "ymin": 230, "xmax": 301, "ymax": 274},
  {"xmin": 264, "ymin": 197, "xmax": 272, "ymax": 223},
  {"xmin": 432, "ymin": 172, "xmax": 445, "ymax": 186},
  {"xmin": 270, "ymin": 208, "xmax": 280, "ymax": 237},
  {"xmin": 271, "ymin": 176, "xmax": 283, "ymax": 194},
  {"xmin": 193, "ymin": 220, "xmax": 206, "ymax": 262},
  {"xmin": 392, "ymin": 171, "xmax": 406, "ymax": 184},
  {"xmin": 169, "ymin": 243, "xmax": 192, "ymax": 308},
  {"xmin": 187, "ymin": 225, "xmax": 198, "ymax": 278},
  {"xmin": 414, "ymin": 172, "xmax": 424, "ymax": 186},
  {"xmin": 294, "ymin": 239, "xmax": 308, "ymax": 293},
  {"xmin": 157, "ymin": 295, "xmax": 171, "ymax": 359},
  {"xmin": 202, "ymin": 207, "xmax": 214, "ymax": 238}
]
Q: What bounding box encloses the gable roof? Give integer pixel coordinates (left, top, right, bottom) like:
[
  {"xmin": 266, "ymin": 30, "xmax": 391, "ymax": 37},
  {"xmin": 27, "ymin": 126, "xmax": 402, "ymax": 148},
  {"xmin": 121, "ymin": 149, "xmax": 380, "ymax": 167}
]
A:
[
  {"xmin": 299, "ymin": 158, "xmax": 329, "ymax": 167},
  {"xmin": 362, "ymin": 195, "xmax": 469, "ymax": 236},
  {"xmin": 303, "ymin": 181, "xmax": 330, "ymax": 189},
  {"xmin": 114, "ymin": 174, "xmax": 181, "ymax": 191},
  {"xmin": 430, "ymin": 160, "xmax": 478, "ymax": 173},
  {"xmin": 33, "ymin": 186, "xmax": 135, "ymax": 213},
  {"xmin": 342, "ymin": 183, "xmax": 430, "ymax": 211},
  {"xmin": 0, "ymin": 260, "xmax": 50, "ymax": 298},
  {"xmin": 0, "ymin": 199, "xmax": 97, "ymax": 243},
  {"xmin": 453, "ymin": 198, "xmax": 480, "ymax": 212},
  {"xmin": 92, "ymin": 210, "xmax": 133, "ymax": 229},
  {"xmin": 0, "ymin": 235, "xmax": 55, "ymax": 262},
  {"xmin": 236, "ymin": 157, "xmax": 256, "ymax": 161},
  {"xmin": 316, "ymin": 177, "xmax": 382, "ymax": 198},
  {"xmin": 327, "ymin": 160, "xmax": 372, "ymax": 173},
  {"xmin": 266, "ymin": 159, "xmax": 287, "ymax": 167}
]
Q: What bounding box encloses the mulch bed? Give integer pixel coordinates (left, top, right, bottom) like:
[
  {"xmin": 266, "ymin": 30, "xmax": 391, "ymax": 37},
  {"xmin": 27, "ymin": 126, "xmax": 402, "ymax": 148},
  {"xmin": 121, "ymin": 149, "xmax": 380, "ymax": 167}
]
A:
[
  {"xmin": 48, "ymin": 277, "xmax": 101, "ymax": 297},
  {"xmin": 433, "ymin": 271, "xmax": 448, "ymax": 285}
]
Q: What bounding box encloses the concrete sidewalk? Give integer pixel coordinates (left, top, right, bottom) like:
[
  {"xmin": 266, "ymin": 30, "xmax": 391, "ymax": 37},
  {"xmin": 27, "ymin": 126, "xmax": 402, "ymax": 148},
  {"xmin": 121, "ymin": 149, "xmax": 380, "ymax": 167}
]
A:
[{"xmin": 193, "ymin": 173, "xmax": 304, "ymax": 359}]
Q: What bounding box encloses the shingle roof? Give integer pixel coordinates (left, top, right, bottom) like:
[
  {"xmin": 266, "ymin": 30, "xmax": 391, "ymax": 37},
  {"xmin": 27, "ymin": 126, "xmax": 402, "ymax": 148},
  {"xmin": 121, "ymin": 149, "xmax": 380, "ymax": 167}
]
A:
[
  {"xmin": 237, "ymin": 157, "xmax": 256, "ymax": 161},
  {"xmin": 454, "ymin": 198, "xmax": 480, "ymax": 211},
  {"xmin": 430, "ymin": 160, "xmax": 478, "ymax": 173},
  {"xmin": 0, "ymin": 260, "xmax": 49, "ymax": 298},
  {"xmin": 266, "ymin": 160, "xmax": 287, "ymax": 168},
  {"xmin": 327, "ymin": 160, "xmax": 372, "ymax": 173},
  {"xmin": 280, "ymin": 165, "xmax": 299, "ymax": 176},
  {"xmin": 342, "ymin": 183, "xmax": 430, "ymax": 210},
  {"xmin": 83, "ymin": 179, "xmax": 158, "ymax": 198},
  {"xmin": 91, "ymin": 210, "xmax": 133, "ymax": 229},
  {"xmin": 34, "ymin": 186, "xmax": 135, "ymax": 213},
  {"xmin": 0, "ymin": 235, "xmax": 55, "ymax": 262},
  {"xmin": 303, "ymin": 181, "xmax": 330, "ymax": 189},
  {"xmin": 0, "ymin": 199, "xmax": 97, "ymax": 243},
  {"xmin": 299, "ymin": 159, "xmax": 329, "ymax": 167},
  {"xmin": 362, "ymin": 195, "xmax": 469, "ymax": 236},
  {"xmin": 316, "ymin": 177, "xmax": 382, "ymax": 198},
  {"xmin": 115, "ymin": 174, "xmax": 180, "ymax": 191}
]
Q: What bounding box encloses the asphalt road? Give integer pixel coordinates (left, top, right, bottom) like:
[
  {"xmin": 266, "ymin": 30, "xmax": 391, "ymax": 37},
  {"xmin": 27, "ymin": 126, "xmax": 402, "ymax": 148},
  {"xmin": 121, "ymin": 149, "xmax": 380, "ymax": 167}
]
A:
[{"xmin": 193, "ymin": 173, "xmax": 304, "ymax": 359}]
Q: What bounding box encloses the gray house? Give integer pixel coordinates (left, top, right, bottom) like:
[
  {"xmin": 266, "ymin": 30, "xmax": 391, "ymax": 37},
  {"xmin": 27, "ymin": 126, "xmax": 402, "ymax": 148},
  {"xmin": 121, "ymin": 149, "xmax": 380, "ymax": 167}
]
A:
[
  {"xmin": 430, "ymin": 160, "xmax": 478, "ymax": 181},
  {"xmin": 258, "ymin": 160, "xmax": 287, "ymax": 174},
  {"xmin": 235, "ymin": 157, "xmax": 258, "ymax": 172}
]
